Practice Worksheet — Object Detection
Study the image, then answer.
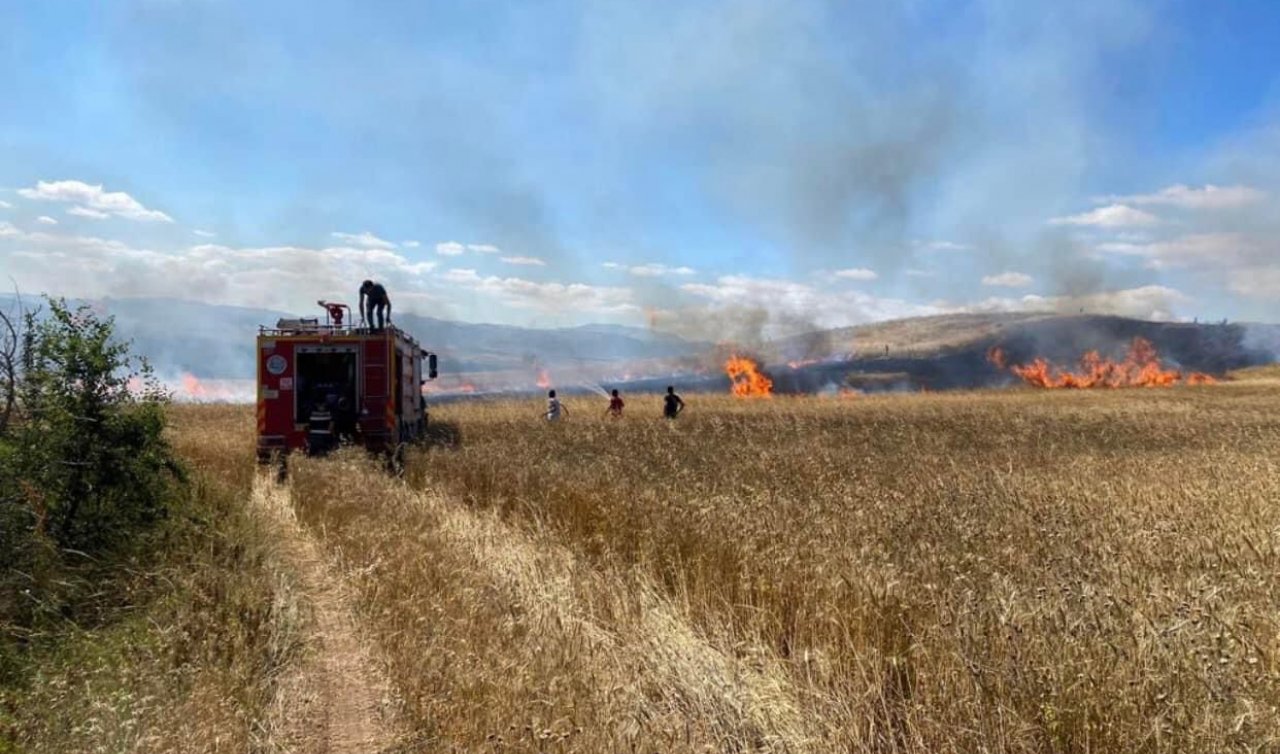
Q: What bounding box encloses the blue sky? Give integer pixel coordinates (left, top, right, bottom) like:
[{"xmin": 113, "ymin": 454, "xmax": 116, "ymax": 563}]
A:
[{"xmin": 3, "ymin": 0, "xmax": 1280, "ymax": 338}]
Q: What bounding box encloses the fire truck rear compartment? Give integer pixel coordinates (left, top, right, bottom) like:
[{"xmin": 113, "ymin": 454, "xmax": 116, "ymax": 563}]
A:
[{"xmin": 295, "ymin": 348, "xmax": 359, "ymax": 424}]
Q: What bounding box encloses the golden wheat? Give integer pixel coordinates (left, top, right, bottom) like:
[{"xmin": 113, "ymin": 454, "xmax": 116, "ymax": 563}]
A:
[{"xmin": 271, "ymin": 384, "xmax": 1280, "ymax": 752}]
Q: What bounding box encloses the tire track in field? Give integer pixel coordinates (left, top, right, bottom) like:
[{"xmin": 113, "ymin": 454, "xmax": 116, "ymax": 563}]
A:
[{"xmin": 253, "ymin": 474, "xmax": 401, "ymax": 754}]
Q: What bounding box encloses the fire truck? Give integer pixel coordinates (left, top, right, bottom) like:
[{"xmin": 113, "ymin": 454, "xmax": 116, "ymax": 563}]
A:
[{"xmin": 256, "ymin": 301, "xmax": 437, "ymax": 462}]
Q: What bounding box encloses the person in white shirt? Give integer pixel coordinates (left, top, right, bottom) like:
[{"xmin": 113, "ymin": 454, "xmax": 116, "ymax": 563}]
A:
[{"xmin": 545, "ymin": 389, "xmax": 568, "ymax": 422}]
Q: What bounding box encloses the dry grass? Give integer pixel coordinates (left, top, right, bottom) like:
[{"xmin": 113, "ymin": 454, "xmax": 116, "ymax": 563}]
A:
[
  {"xmin": 273, "ymin": 385, "xmax": 1280, "ymax": 752},
  {"xmin": 3, "ymin": 404, "xmax": 304, "ymax": 753},
  {"xmin": 69, "ymin": 384, "xmax": 1271, "ymax": 752},
  {"xmin": 1229, "ymin": 364, "xmax": 1280, "ymax": 383}
]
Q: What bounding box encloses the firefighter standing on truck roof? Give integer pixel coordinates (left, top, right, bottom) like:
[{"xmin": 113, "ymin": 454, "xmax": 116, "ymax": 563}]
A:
[{"xmin": 359, "ymin": 280, "xmax": 392, "ymax": 330}]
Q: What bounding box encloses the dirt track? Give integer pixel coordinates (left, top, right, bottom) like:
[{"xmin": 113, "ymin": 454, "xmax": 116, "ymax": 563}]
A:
[{"xmin": 253, "ymin": 476, "xmax": 400, "ymax": 754}]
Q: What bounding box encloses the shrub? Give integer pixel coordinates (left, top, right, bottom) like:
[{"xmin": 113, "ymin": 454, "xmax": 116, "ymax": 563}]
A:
[{"xmin": 7, "ymin": 298, "xmax": 178, "ymax": 557}]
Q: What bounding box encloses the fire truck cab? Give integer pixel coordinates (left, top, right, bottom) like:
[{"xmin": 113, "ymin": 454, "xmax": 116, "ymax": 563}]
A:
[{"xmin": 256, "ymin": 304, "xmax": 437, "ymax": 462}]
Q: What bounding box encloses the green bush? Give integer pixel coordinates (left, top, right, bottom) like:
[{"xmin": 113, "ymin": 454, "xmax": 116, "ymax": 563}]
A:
[
  {"xmin": 1, "ymin": 298, "xmax": 181, "ymax": 656},
  {"xmin": 8, "ymin": 298, "xmax": 178, "ymax": 556}
]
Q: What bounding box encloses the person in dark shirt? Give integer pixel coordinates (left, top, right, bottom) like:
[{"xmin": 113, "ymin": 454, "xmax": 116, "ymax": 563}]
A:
[
  {"xmin": 359, "ymin": 280, "xmax": 392, "ymax": 330},
  {"xmin": 605, "ymin": 388, "xmax": 624, "ymax": 418},
  {"xmin": 663, "ymin": 385, "xmax": 684, "ymax": 419}
]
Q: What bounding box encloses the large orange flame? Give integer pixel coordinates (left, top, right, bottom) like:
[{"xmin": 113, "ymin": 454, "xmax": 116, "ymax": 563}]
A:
[
  {"xmin": 725, "ymin": 356, "xmax": 773, "ymax": 398},
  {"xmin": 987, "ymin": 339, "xmax": 1217, "ymax": 388}
]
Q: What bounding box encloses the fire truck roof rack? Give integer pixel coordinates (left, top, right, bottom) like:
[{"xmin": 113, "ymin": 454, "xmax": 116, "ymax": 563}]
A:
[{"xmin": 257, "ymin": 321, "xmax": 423, "ymax": 350}]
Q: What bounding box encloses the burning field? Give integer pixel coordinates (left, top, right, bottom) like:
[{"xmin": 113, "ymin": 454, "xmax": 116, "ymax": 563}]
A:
[
  {"xmin": 163, "ymin": 379, "xmax": 1280, "ymax": 753},
  {"xmin": 988, "ymin": 337, "xmax": 1216, "ymax": 388},
  {"xmin": 417, "ymin": 315, "xmax": 1255, "ymax": 402}
]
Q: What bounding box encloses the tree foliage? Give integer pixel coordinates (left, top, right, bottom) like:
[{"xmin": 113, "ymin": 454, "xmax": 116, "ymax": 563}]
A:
[
  {"xmin": 8, "ymin": 298, "xmax": 177, "ymax": 553},
  {"xmin": 1, "ymin": 298, "xmax": 180, "ymax": 646}
]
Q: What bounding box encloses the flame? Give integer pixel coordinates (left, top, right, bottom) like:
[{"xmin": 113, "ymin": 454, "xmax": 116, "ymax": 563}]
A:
[
  {"xmin": 174, "ymin": 373, "xmax": 251, "ymax": 402},
  {"xmin": 536, "ymin": 368, "xmax": 552, "ymax": 389},
  {"xmin": 787, "ymin": 358, "xmax": 819, "ymax": 370},
  {"xmin": 988, "ymin": 338, "xmax": 1217, "ymax": 388},
  {"xmin": 182, "ymin": 372, "xmax": 210, "ymax": 398},
  {"xmin": 725, "ymin": 356, "xmax": 773, "ymax": 398}
]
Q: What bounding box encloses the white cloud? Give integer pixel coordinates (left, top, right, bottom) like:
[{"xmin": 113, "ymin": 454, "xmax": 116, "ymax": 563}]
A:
[
  {"xmin": 631, "ymin": 263, "xmax": 695, "ymax": 277},
  {"xmin": 1094, "ymin": 232, "xmax": 1280, "ymax": 299},
  {"xmin": 36, "ymin": 216, "xmax": 58, "ymax": 225},
  {"xmin": 0, "ymin": 223, "xmax": 131, "ymax": 251},
  {"xmin": 17, "ymin": 179, "xmax": 173, "ymax": 222},
  {"xmin": 834, "ymin": 267, "xmax": 878, "ymax": 281},
  {"xmin": 0, "ymin": 200, "xmax": 11, "ymax": 209},
  {"xmin": 1099, "ymin": 184, "xmax": 1266, "ymax": 210},
  {"xmin": 331, "ymin": 231, "xmax": 396, "ymax": 249},
  {"xmin": 960, "ymin": 285, "xmax": 1190, "ymax": 321},
  {"xmin": 500, "ymin": 255, "xmax": 546, "ymax": 266},
  {"xmin": 193, "ymin": 229, "xmax": 216, "ymax": 238},
  {"xmin": 602, "ymin": 261, "xmax": 696, "ymax": 277},
  {"xmin": 67, "ymin": 206, "xmax": 110, "ymax": 219},
  {"xmin": 402, "ymin": 240, "xmax": 421, "ymax": 248},
  {"xmin": 441, "ymin": 268, "xmax": 635, "ymax": 314},
  {"xmin": 981, "ymin": 271, "xmax": 1032, "ymax": 288},
  {"xmin": 0, "ymin": 229, "xmax": 442, "ymax": 312},
  {"xmin": 1094, "ymin": 233, "xmax": 1253, "ymax": 270},
  {"xmin": 435, "ymin": 241, "xmax": 502, "ymax": 256},
  {"xmin": 1049, "ymin": 203, "xmax": 1159, "ymax": 228},
  {"xmin": 916, "ymin": 240, "xmax": 969, "ymax": 252}
]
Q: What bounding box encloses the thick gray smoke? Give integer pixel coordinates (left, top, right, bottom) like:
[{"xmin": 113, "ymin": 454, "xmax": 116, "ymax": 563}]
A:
[{"xmin": 571, "ymin": 0, "xmax": 1184, "ymax": 340}]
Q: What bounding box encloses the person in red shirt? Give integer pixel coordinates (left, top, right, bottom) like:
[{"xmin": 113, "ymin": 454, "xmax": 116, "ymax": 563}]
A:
[{"xmin": 605, "ymin": 388, "xmax": 624, "ymax": 418}]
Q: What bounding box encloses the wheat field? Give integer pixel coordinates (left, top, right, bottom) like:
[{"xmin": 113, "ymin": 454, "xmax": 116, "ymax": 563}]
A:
[{"xmin": 253, "ymin": 381, "xmax": 1280, "ymax": 753}]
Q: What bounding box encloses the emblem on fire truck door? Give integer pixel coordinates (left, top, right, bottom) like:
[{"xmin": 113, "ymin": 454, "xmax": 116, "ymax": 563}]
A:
[{"xmin": 266, "ymin": 354, "xmax": 288, "ymax": 375}]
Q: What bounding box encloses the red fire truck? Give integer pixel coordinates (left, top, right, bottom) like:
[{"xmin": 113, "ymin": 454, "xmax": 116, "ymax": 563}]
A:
[{"xmin": 256, "ymin": 302, "xmax": 437, "ymax": 462}]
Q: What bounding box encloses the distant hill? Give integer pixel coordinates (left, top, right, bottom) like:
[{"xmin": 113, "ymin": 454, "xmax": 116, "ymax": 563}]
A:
[
  {"xmin": 4, "ymin": 296, "xmax": 1274, "ymax": 392},
  {"xmin": 0, "ymin": 296, "xmax": 708, "ymax": 380},
  {"xmin": 766, "ymin": 312, "xmax": 1279, "ymax": 369}
]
